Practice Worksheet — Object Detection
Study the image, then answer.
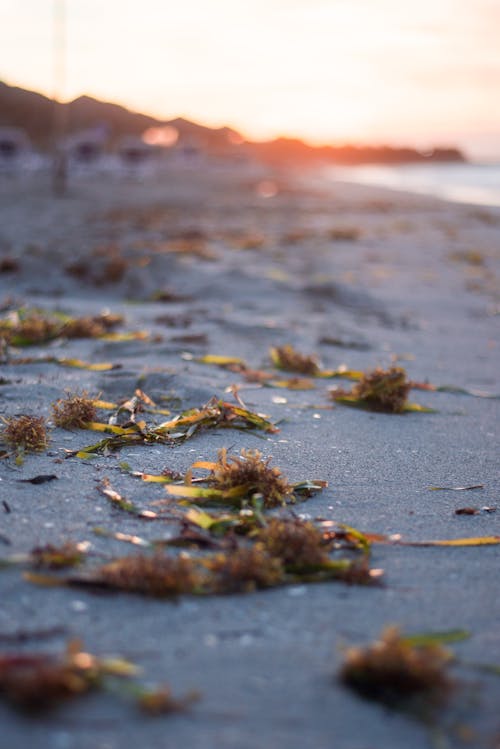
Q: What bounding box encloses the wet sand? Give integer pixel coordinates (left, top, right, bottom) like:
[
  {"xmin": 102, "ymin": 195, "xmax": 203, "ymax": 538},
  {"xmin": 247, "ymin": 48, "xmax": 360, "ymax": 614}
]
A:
[{"xmin": 0, "ymin": 163, "xmax": 499, "ymax": 748}]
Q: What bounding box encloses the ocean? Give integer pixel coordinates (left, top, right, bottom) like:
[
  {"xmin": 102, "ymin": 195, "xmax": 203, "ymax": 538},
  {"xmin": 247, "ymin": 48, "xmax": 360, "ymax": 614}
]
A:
[{"xmin": 325, "ymin": 162, "xmax": 500, "ymax": 208}]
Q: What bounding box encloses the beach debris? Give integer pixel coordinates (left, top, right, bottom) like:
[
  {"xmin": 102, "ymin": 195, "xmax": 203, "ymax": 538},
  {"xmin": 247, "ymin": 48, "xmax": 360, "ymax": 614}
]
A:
[
  {"xmin": 339, "ymin": 626, "xmax": 454, "ymax": 710},
  {"xmin": 137, "ymin": 685, "xmax": 200, "ymax": 715},
  {"xmin": 165, "ymin": 448, "xmax": 326, "ymax": 508},
  {"xmin": 206, "ymin": 545, "xmax": 284, "ymax": 593},
  {"xmin": 54, "ymin": 533, "xmax": 378, "ymax": 597},
  {"xmin": 196, "ymin": 354, "xmax": 246, "ymax": 368},
  {"xmin": 88, "ymin": 391, "xmax": 171, "ymax": 422},
  {"xmin": 269, "ymin": 344, "xmax": 322, "ymax": 376},
  {"xmin": 0, "ymin": 542, "xmax": 88, "ymax": 571},
  {"xmin": 65, "ymin": 246, "xmax": 129, "ymax": 285},
  {"xmin": 223, "ymin": 230, "xmax": 267, "ymax": 250},
  {"xmin": 428, "ymin": 484, "xmax": 484, "ymax": 491},
  {"xmin": 52, "ymin": 393, "xmax": 97, "ymax": 429},
  {"xmin": 92, "ymin": 527, "xmax": 153, "ymax": 548},
  {"xmin": 122, "ymin": 461, "xmax": 183, "ymax": 484},
  {"xmin": 17, "ymin": 474, "xmax": 58, "ymax": 484},
  {"xmin": 0, "ymin": 308, "xmax": 150, "ymax": 347},
  {"xmin": 199, "ymin": 448, "xmax": 293, "ymax": 507},
  {"xmin": 269, "ymin": 345, "xmax": 364, "ymax": 380},
  {"xmin": 168, "ymin": 510, "xmax": 376, "ymax": 576},
  {"xmin": 413, "ymin": 382, "xmax": 499, "ymax": 399},
  {"xmin": 329, "ymin": 366, "xmax": 433, "ymax": 413},
  {"xmin": 195, "ymin": 354, "xmax": 316, "ymax": 389},
  {"xmin": 71, "ymin": 397, "xmax": 278, "ymax": 458},
  {"xmin": 0, "ymin": 640, "xmax": 195, "ymax": 714},
  {"xmin": 0, "ymin": 641, "xmax": 113, "ymax": 710},
  {"xmin": 254, "ymin": 517, "xmax": 332, "ymax": 568},
  {"xmin": 156, "ymin": 237, "xmax": 216, "ymax": 260},
  {"xmin": 26, "ymin": 496, "xmax": 381, "ymax": 596},
  {"xmin": 0, "ymin": 308, "xmax": 122, "ymax": 346},
  {"xmin": 455, "ymin": 506, "xmax": 496, "ymax": 515},
  {"xmin": 97, "ymin": 478, "xmax": 160, "ymax": 519},
  {"xmin": 327, "ymin": 226, "xmax": 361, "ymax": 242},
  {"xmin": 319, "ymin": 335, "xmax": 371, "ymax": 351},
  {"xmin": 30, "ymin": 542, "xmax": 87, "ymax": 570},
  {"xmin": 360, "ymin": 532, "xmax": 500, "ymax": 547},
  {"xmin": 196, "ymin": 351, "xmax": 498, "ymax": 398},
  {"xmin": 1, "ymin": 415, "xmax": 48, "ymax": 461},
  {"xmin": 95, "ymin": 255, "xmax": 129, "ymax": 285},
  {"xmin": 407, "ymin": 536, "xmax": 500, "ymax": 547},
  {"xmin": 449, "ymin": 249, "xmax": 485, "ymax": 266},
  {"xmin": 0, "ymin": 258, "xmax": 20, "ymax": 273},
  {"xmin": 403, "ymin": 630, "xmax": 470, "ymax": 647},
  {"xmin": 93, "ymin": 553, "xmax": 203, "ymax": 597},
  {"xmin": 5, "ymin": 354, "xmax": 122, "ymax": 371},
  {"xmin": 150, "ymin": 288, "xmax": 193, "ymax": 303}
]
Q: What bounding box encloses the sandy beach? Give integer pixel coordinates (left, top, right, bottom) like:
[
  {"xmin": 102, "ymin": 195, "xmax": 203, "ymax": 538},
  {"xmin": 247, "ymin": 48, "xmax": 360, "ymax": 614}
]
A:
[{"xmin": 0, "ymin": 162, "xmax": 499, "ymax": 749}]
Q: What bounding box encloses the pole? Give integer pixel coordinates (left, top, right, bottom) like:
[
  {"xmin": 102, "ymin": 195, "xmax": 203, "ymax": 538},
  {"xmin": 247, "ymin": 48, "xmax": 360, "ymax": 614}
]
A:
[{"xmin": 52, "ymin": 0, "xmax": 68, "ymax": 196}]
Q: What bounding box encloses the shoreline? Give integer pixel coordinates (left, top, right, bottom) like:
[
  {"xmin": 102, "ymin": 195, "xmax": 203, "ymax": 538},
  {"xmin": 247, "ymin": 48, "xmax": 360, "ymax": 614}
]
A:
[{"xmin": 318, "ymin": 161, "xmax": 500, "ymax": 209}]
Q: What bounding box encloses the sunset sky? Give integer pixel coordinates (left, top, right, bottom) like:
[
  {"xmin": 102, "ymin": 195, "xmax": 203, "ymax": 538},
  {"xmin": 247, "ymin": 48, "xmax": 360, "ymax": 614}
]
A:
[{"xmin": 1, "ymin": 0, "xmax": 499, "ymax": 158}]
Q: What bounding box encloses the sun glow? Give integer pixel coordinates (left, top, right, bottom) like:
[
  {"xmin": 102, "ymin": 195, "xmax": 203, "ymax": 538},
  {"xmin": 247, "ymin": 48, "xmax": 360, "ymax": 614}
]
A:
[{"xmin": 1, "ymin": 0, "xmax": 499, "ymax": 157}]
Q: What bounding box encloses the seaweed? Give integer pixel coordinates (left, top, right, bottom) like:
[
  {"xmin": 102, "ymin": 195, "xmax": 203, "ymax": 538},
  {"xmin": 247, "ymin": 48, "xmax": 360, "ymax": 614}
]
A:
[
  {"xmin": 52, "ymin": 393, "xmax": 97, "ymax": 429},
  {"xmin": 94, "ymin": 553, "xmax": 204, "ymax": 597},
  {"xmin": 254, "ymin": 517, "xmax": 331, "ymax": 567},
  {"xmin": 97, "ymin": 478, "xmax": 160, "ymax": 519},
  {"xmin": 330, "ymin": 366, "xmax": 432, "ymax": 413},
  {"xmin": 4, "ymin": 354, "xmax": 122, "ymax": 371},
  {"xmin": 30, "ymin": 542, "xmax": 87, "ymax": 570},
  {"xmin": 195, "ymin": 352, "xmax": 359, "ymax": 389},
  {"xmin": 0, "ymin": 640, "xmax": 195, "ymax": 714},
  {"xmin": 71, "ymin": 397, "xmax": 278, "ymax": 458},
  {"xmin": 0, "ymin": 642, "xmax": 102, "ymax": 710},
  {"xmin": 166, "ymin": 448, "xmax": 326, "ymax": 508},
  {"xmin": 327, "ymin": 227, "xmax": 361, "ymax": 241},
  {"xmin": 206, "ymin": 544, "xmax": 285, "ymax": 593},
  {"xmin": 2, "ymin": 415, "xmax": 48, "ymax": 452},
  {"xmin": 269, "ymin": 344, "xmax": 322, "ymax": 376},
  {"xmin": 0, "ymin": 309, "xmax": 122, "ymax": 346},
  {"xmin": 137, "ymin": 686, "xmax": 199, "ymax": 715},
  {"xmin": 0, "ymin": 542, "xmax": 88, "ymax": 571},
  {"xmin": 0, "ymin": 308, "xmax": 149, "ymax": 347},
  {"xmin": 206, "ymin": 448, "xmax": 293, "ymax": 508},
  {"xmin": 339, "ymin": 626, "xmax": 454, "ymax": 710}
]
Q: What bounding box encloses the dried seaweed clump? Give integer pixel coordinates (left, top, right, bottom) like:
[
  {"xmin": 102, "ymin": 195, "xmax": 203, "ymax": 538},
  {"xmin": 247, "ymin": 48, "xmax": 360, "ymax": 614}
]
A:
[
  {"xmin": 339, "ymin": 626, "xmax": 453, "ymax": 708},
  {"xmin": 31, "ymin": 542, "xmax": 86, "ymax": 570},
  {"xmin": 3, "ymin": 415, "xmax": 48, "ymax": 451},
  {"xmin": 60, "ymin": 313, "xmax": 123, "ymax": 338},
  {"xmin": 96, "ymin": 552, "xmax": 202, "ymax": 597},
  {"xmin": 256, "ymin": 518, "xmax": 331, "ymax": 567},
  {"xmin": 270, "ymin": 344, "xmax": 321, "ymax": 376},
  {"xmin": 137, "ymin": 686, "xmax": 199, "ymax": 715},
  {"xmin": 52, "ymin": 393, "xmax": 96, "ymax": 429},
  {"xmin": 0, "ymin": 643, "xmax": 100, "ymax": 710},
  {"xmin": 207, "ymin": 544, "xmax": 284, "ymax": 593},
  {"xmin": 209, "ymin": 448, "xmax": 293, "ymax": 507},
  {"xmin": 0, "ymin": 309, "xmax": 124, "ymax": 346},
  {"xmin": 3, "ymin": 315, "xmax": 58, "ymax": 345},
  {"xmin": 333, "ymin": 366, "xmax": 411, "ymax": 413}
]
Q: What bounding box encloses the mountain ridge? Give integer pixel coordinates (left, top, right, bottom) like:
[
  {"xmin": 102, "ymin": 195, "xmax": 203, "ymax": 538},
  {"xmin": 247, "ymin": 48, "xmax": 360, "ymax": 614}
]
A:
[{"xmin": 0, "ymin": 80, "xmax": 465, "ymax": 164}]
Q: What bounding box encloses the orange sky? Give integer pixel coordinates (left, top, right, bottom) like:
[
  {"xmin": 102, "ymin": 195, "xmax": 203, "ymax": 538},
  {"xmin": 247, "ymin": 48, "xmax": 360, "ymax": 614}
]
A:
[{"xmin": 1, "ymin": 0, "xmax": 499, "ymax": 158}]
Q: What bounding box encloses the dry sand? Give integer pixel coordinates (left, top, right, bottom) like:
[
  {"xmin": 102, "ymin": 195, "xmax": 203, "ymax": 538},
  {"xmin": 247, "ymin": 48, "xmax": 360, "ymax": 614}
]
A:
[{"xmin": 0, "ymin": 163, "xmax": 499, "ymax": 748}]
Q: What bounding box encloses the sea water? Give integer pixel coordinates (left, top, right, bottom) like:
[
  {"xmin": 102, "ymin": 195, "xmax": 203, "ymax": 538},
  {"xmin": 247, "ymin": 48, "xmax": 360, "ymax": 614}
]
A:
[{"xmin": 326, "ymin": 162, "xmax": 500, "ymax": 208}]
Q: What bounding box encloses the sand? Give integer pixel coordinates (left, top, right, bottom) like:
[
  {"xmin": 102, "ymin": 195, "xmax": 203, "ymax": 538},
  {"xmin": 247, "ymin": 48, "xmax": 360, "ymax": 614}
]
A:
[{"xmin": 0, "ymin": 162, "xmax": 499, "ymax": 748}]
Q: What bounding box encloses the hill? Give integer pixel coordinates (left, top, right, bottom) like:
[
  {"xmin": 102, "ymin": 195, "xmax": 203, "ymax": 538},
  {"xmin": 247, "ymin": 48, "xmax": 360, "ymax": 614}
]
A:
[{"xmin": 0, "ymin": 80, "xmax": 465, "ymax": 163}]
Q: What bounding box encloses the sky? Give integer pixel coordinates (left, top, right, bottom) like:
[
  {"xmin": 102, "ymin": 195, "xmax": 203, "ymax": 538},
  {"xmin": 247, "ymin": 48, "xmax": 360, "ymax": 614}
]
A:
[{"xmin": 1, "ymin": 0, "xmax": 499, "ymax": 159}]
